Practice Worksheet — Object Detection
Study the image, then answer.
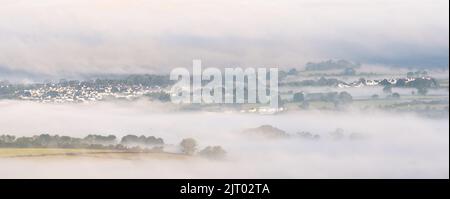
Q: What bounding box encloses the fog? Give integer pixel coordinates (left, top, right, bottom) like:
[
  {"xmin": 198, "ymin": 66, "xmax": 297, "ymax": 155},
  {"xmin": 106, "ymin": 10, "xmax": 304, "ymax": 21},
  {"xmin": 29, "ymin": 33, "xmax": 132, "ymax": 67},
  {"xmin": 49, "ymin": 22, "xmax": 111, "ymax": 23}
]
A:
[
  {"xmin": 0, "ymin": 100, "xmax": 448, "ymax": 178},
  {"xmin": 0, "ymin": 0, "xmax": 448, "ymax": 77}
]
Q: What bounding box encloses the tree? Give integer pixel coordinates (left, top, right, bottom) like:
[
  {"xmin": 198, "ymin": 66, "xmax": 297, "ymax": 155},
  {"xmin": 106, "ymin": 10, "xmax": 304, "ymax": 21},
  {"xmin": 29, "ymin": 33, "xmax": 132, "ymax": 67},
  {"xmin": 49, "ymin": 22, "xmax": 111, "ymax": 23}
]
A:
[
  {"xmin": 120, "ymin": 135, "xmax": 139, "ymax": 145},
  {"xmin": 34, "ymin": 134, "xmax": 55, "ymax": 147},
  {"xmin": 293, "ymin": 92, "xmax": 305, "ymax": 102},
  {"xmin": 199, "ymin": 146, "xmax": 226, "ymax": 159},
  {"xmin": 278, "ymin": 71, "xmax": 288, "ymax": 80},
  {"xmin": 296, "ymin": 131, "xmax": 320, "ymax": 140},
  {"xmin": 84, "ymin": 134, "xmax": 117, "ymax": 145},
  {"xmin": 180, "ymin": 138, "xmax": 197, "ymax": 155},
  {"xmin": 343, "ymin": 67, "xmax": 356, "ymax": 76},
  {"xmin": 0, "ymin": 135, "xmax": 15, "ymax": 143},
  {"xmin": 395, "ymin": 79, "xmax": 406, "ymax": 87},
  {"xmin": 338, "ymin": 91, "xmax": 353, "ymax": 104},
  {"xmin": 417, "ymin": 87, "xmax": 428, "ymax": 96},
  {"xmin": 146, "ymin": 92, "xmax": 171, "ymax": 102},
  {"xmin": 120, "ymin": 135, "xmax": 164, "ymax": 146},
  {"xmin": 323, "ymin": 92, "xmax": 338, "ymax": 102},
  {"xmin": 287, "ymin": 68, "xmax": 299, "ymax": 76},
  {"xmin": 333, "ymin": 92, "xmax": 353, "ymax": 109},
  {"xmin": 391, "ymin": 93, "xmax": 400, "ymax": 99}
]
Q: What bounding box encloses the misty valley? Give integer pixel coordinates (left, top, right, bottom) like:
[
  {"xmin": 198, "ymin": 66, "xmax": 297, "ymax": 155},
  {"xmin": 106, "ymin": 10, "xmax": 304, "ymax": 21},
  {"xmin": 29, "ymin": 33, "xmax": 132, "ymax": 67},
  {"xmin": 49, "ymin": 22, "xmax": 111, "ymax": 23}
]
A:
[
  {"xmin": 0, "ymin": 2, "xmax": 449, "ymax": 198},
  {"xmin": 0, "ymin": 61, "xmax": 448, "ymax": 178}
]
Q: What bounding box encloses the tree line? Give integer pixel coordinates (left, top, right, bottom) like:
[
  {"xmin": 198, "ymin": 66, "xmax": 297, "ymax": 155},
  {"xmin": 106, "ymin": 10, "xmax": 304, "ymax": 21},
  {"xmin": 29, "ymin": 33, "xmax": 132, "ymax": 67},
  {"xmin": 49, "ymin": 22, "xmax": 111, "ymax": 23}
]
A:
[
  {"xmin": 0, "ymin": 134, "xmax": 227, "ymax": 159},
  {"xmin": 0, "ymin": 134, "xmax": 163, "ymax": 150}
]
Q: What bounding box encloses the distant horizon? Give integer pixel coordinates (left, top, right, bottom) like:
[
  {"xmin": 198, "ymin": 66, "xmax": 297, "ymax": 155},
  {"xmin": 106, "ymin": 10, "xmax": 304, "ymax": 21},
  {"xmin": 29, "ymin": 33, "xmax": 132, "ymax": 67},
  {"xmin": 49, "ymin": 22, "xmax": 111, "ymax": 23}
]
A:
[{"xmin": 1, "ymin": 60, "xmax": 449, "ymax": 83}]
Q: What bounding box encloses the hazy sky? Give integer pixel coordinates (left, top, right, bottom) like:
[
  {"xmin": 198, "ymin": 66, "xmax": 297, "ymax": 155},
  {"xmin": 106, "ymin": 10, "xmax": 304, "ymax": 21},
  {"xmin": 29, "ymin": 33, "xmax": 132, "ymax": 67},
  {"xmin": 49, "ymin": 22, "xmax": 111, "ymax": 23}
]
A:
[{"xmin": 0, "ymin": 0, "xmax": 448, "ymax": 76}]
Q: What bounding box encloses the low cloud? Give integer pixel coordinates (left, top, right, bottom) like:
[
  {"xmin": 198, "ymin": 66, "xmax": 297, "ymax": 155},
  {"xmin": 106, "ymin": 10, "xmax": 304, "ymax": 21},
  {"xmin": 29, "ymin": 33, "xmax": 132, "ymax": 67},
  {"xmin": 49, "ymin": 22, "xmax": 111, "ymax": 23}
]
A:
[
  {"xmin": 0, "ymin": 100, "xmax": 448, "ymax": 178},
  {"xmin": 0, "ymin": 0, "xmax": 448, "ymax": 77}
]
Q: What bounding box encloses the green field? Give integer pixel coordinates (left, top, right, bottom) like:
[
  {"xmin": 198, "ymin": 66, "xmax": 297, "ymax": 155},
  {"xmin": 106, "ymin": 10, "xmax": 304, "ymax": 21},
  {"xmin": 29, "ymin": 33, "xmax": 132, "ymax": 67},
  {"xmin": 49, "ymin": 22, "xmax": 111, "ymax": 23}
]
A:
[{"xmin": 282, "ymin": 95, "xmax": 449, "ymax": 111}]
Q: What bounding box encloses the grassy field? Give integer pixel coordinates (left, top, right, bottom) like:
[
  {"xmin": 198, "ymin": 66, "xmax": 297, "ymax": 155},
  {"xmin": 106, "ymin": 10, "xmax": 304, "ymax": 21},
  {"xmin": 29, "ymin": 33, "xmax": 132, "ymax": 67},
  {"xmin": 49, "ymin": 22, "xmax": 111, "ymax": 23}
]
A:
[
  {"xmin": 282, "ymin": 95, "xmax": 448, "ymax": 111},
  {"xmin": 0, "ymin": 148, "xmax": 189, "ymax": 160}
]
